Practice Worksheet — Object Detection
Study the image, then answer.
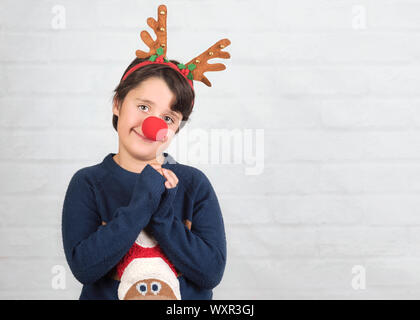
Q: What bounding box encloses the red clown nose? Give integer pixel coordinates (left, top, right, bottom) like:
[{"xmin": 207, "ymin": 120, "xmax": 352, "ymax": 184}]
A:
[{"xmin": 141, "ymin": 116, "xmax": 168, "ymax": 141}]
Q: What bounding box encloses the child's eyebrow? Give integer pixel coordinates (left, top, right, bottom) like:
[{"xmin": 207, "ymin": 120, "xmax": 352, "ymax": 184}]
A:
[
  {"xmin": 135, "ymin": 98, "xmax": 156, "ymax": 105},
  {"xmin": 136, "ymin": 98, "xmax": 180, "ymax": 119}
]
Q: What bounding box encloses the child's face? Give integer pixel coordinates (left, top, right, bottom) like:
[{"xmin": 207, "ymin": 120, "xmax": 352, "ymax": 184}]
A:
[{"xmin": 113, "ymin": 77, "xmax": 183, "ymax": 161}]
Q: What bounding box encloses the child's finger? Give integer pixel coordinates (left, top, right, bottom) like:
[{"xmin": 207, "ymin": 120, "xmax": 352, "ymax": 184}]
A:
[
  {"xmin": 162, "ymin": 169, "xmax": 174, "ymax": 186},
  {"xmin": 163, "ymin": 169, "xmax": 178, "ymax": 185}
]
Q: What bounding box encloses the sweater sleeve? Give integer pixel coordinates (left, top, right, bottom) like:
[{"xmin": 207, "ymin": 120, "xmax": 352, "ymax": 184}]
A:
[
  {"xmin": 147, "ymin": 172, "xmax": 227, "ymax": 290},
  {"xmin": 61, "ymin": 164, "xmax": 166, "ymax": 285}
]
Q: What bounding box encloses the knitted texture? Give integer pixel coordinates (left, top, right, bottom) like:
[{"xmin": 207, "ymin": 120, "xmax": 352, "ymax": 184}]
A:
[
  {"xmin": 116, "ymin": 242, "xmax": 178, "ymax": 279},
  {"xmin": 115, "ymin": 229, "xmax": 182, "ymax": 300},
  {"xmin": 62, "ymin": 153, "xmax": 227, "ymax": 300}
]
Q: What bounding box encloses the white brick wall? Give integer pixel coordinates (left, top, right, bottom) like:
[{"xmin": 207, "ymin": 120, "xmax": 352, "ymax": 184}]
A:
[{"xmin": 1, "ymin": 0, "xmax": 420, "ymax": 299}]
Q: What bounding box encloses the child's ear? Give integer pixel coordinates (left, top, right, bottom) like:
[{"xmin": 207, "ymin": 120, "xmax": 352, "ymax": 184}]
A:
[{"xmin": 112, "ymin": 96, "xmax": 122, "ymax": 117}]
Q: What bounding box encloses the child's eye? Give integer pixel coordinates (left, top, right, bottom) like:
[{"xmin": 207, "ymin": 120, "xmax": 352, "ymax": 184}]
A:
[
  {"xmin": 138, "ymin": 105, "xmax": 174, "ymax": 124},
  {"xmin": 138, "ymin": 105, "xmax": 149, "ymax": 112},
  {"xmin": 164, "ymin": 116, "xmax": 174, "ymax": 124}
]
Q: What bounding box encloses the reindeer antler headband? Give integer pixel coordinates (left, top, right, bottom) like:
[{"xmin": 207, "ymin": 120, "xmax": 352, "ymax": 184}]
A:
[{"xmin": 121, "ymin": 4, "xmax": 231, "ymax": 90}]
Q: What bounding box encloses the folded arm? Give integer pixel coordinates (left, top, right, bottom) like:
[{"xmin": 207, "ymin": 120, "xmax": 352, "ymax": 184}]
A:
[
  {"xmin": 61, "ymin": 165, "xmax": 166, "ymax": 284},
  {"xmin": 148, "ymin": 172, "xmax": 227, "ymax": 290}
]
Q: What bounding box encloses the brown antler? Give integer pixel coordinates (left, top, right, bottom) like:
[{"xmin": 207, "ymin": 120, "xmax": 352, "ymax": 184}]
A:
[
  {"xmin": 135, "ymin": 4, "xmax": 168, "ymax": 59},
  {"xmin": 185, "ymin": 39, "xmax": 231, "ymax": 87}
]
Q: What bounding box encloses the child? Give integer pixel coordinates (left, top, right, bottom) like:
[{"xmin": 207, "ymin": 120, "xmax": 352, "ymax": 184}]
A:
[{"xmin": 61, "ymin": 4, "xmax": 231, "ymax": 300}]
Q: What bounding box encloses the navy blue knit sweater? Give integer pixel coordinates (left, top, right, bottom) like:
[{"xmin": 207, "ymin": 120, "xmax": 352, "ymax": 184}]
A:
[{"xmin": 61, "ymin": 152, "xmax": 227, "ymax": 300}]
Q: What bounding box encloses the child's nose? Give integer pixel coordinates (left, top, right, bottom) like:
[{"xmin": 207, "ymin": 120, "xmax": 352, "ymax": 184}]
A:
[{"xmin": 142, "ymin": 116, "xmax": 168, "ymax": 141}]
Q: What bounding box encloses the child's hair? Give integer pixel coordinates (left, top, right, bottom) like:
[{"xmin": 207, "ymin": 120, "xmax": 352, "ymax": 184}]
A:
[{"xmin": 112, "ymin": 57, "xmax": 195, "ymax": 134}]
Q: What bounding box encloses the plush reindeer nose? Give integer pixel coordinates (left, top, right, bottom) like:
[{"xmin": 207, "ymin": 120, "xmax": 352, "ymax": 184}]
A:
[{"xmin": 142, "ymin": 116, "xmax": 168, "ymax": 141}]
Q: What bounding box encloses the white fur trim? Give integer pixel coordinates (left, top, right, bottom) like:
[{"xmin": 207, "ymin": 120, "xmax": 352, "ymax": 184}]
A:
[
  {"xmin": 135, "ymin": 230, "xmax": 158, "ymax": 248},
  {"xmin": 118, "ymin": 257, "xmax": 181, "ymax": 300}
]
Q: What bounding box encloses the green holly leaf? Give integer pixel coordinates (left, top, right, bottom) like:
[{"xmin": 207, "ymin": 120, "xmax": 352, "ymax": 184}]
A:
[
  {"xmin": 164, "ymin": 58, "xmax": 169, "ymax": 62},
  {"xmin": 177, "ymin": 63, "xmax": 186, "ymax": 69},
  {"xmin": 156, "ymin": 47, "xmax": 164, "ymax": 56},
  {"xmin": 149, "ymin": 55, "xmax": 157, "ymax": 62},
  {"xmin": 187, "ymin": 73, "xmax": 193, "ymax": 80},
  {"xmin": 187, "ymin": 64, "xmax": 196, "ymax": 71}
]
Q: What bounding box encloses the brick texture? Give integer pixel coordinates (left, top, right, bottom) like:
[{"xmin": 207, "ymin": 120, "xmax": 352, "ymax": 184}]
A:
[{"xmin": 1, "ymin": 0, "xmax": 419, "ymax": 299}]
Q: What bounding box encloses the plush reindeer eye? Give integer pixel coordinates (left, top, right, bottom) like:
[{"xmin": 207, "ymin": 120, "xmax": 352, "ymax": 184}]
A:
[
  {"xmin": 150, "ymin": 281, "xmax": 162, "ymax": 295},
  {"xmin": 136, "ymin": 282, "xmax": 147, "ymax": 295}
]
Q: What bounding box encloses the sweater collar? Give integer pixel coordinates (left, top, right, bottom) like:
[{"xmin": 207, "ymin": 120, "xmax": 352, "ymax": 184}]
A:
[{"xmin": 103, "ymin": 152, "xmax": 177, "ymax": 179}]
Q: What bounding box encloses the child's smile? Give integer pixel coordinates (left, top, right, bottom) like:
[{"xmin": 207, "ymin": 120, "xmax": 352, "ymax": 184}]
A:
[{"xmin": 132, "ymin": 128, "xmax": 157, "ymax": 144}]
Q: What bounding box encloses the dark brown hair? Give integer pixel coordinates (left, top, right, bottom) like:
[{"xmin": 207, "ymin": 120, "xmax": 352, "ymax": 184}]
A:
[{"xmin": 112, "ymin": 57, "xmax": 195, "ymax": 134}]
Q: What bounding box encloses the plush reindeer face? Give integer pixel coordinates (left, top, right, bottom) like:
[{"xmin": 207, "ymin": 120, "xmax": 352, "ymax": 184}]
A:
[
  {"xmin": 114, "ymin": 220, "xmax": 193, "ymax": 300},
  {"xmin": 123, "ymin": 278, "xmax": 177, "ymax": 300}
]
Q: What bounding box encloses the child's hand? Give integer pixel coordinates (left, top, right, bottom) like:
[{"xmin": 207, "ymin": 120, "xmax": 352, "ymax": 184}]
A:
[{"xmin": 150, "ymin": 164, "xmax": 178, "ymax": 189}]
